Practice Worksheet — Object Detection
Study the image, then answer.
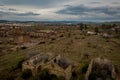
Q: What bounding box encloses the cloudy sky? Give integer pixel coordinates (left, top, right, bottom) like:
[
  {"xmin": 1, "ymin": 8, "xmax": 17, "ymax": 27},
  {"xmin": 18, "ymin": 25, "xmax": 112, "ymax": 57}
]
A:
[{"xmin": 0, "ymin": 0, "xmax": 120, "ymax": 21}]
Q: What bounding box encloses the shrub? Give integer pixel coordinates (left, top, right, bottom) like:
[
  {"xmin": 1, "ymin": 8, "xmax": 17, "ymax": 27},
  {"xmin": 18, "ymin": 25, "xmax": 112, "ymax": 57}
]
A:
[
  {"xmin": 105, "ymin": 39, "xmax": 109, "ymax": 42},
  {"xmin": 81, "ymin": 63, "xmax": 89, "ymax": 73},
  {"xmin": 83, "ymin": 52, "xmax": 89, "ymax": 59},
  {"xmin": 38, "ymin": 41, "xmax": 45, "ymax": 45},
  {"xmin": 8, "ymin": 58, "xmax": 25, "ymax": 72},
  {"xmin": 82, "ymin": 36, "xmax": 85, "ymax": 39},
  {"xmin": 57, "ymin": 58, "xmax": 71, "ymax": 69},
  {"xmin": 71, "ymin": 67, "xmax": 85, "ymax": 80},
  {"xmin": 93, "ymin": 45, "xmax": 97, "ymax": 48},
  {"xmin": 49, "ymin": 74, "xmax": 58, "ymax": 80},
  {"xmin": 94, "ymin": 27, "xmax": 99, "ymax": 34},
  {"xmin": 72, "ymin": 70, "xmax": 77, "ymax": 78},
  {"xmin": 88, "ymin": 71, "xmax": 98, "ymax": 80},
  {"xmin": 78, "ymin": 74, "xmax": 85, "ymax": 80},
  {"xmin": 21, "ymin": 46, "xmax": 27, "ymax": 50},
  {"xmin": 37, "ymin": 69, "xmax": 58, "ymax": 80},
  {"xmin": 26, "ymin": 51, "xmax": 38, "ymax": 59},
  {"xmin": 51, "ymin": 37, "xmax": 56, "ymax": 41},
  {"xmin": 87, "ymin": 42, "xmax": 91, "ymax": 47},
  {"xmin": 17, "ymin": 59, "xmax": 25, "ymax": 69},
  {"xmin": 21, "ymin": 69, "xmax": 32, "ymax": 79},
  {"xmin": 59, "ymin": 34, "xmax": 64, "ymax": 37},
  {"xmin": 58, "ymin": 76, "xmax": 65, "ymax": 80}
]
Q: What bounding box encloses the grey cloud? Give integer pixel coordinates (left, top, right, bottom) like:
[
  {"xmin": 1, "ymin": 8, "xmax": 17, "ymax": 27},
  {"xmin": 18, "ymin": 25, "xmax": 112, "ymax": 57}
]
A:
[
  {"xmin": 15, "ymin": 12, "xmax": 40, "ymax": 16},
  {"xmin": 0, "ymin": 11, "xmax": 9, "ymax": 18},
  {"xmin": 112, "ymin": 2, "xmax": 120, "ymax": 4},
  {"xmin": 0, "ymin": 11, "xmax": 40, "ymax": 21},
  {"xmin": 0, "ymin": 0, "xmax": 68, "ymax": 8},
  {"xmin": 0, "ymin": 4, "xmax": 4, "ymax": 6},
  {"xmin": 0, "ymin": 8, "xmax": 40, "ymax": 17},
  {"xmin": 90, "ymin": 2, "xmax": 101, "ymax": 4},
  {"xmin": 8, "ymin": 8, "xmax": 17, "ymax": 11},
  {"xmin": 0, "ymin": 7, "xmax": 17, "ymax": 12},
  {"xmin": 56, "ymin": 5, "xmax": 88, "ymax": 15},
  {"xmin": 56, "ymin": 5, "xmax": 120, "ymax": 20},
  {"xmin": 57, "ymin": 5, "xmax": 120, "ymax": 15},
  {"xmin": 0, "ymin": 11, "xmax": 40, "ymax": 17}
]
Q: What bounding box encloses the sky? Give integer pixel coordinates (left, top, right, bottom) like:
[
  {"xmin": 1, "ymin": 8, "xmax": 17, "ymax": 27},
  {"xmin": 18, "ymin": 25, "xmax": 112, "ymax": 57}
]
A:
[{"xmin": 0, "ymin": 0, "xmax": 120, "ymax": 21}]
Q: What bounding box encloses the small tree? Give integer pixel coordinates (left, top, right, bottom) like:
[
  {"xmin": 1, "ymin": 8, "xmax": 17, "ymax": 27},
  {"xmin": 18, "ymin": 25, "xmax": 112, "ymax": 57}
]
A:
[
  {"xmin": 94, "ymin": 27, "xmax": 99, "ymax": 34},
  {"xmin": 115, "ymin": 28, "xmax": 118, "ymax": 34},
  {"xmin": 84, "ymin": 24, "xmax": 88, "ymax": 30},
  {"xmin": 112, "ymin": 24, "xmax": 117, "ymax": 27},
  {"xmin": 79, "ymin": 23, "xmax": 84, "ymax": 31}
]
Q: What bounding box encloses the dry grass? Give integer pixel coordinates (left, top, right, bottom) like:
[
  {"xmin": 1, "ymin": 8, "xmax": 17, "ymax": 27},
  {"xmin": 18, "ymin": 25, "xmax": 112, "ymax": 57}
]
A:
[{"xmin": 0, "ymin": 29, "xmax": 120, "ymax": 78}]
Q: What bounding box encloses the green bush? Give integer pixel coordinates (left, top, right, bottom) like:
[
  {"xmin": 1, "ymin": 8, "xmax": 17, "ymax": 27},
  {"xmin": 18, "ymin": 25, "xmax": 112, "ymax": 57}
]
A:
[
  {"xmin": 21, "ymin": 46, "xmax": 27, "ymax": 50},
  {"xmin": 94, "ymin": 27, "xmax": 99, "ymax": 33},
  {"xmin": 88, "ymin": 71, "xmax": 98, "ymax": 80},
  {"xmin": 17, "ymin": 59, "xmax": 25, "ymax": 69},
  {"xmin": 49, "ymin": 74, "xmax": 58, "ymax": 80},
  {"xmin": 58, "ymin": 76, "xmax": 65, "ymax": 80},
  {"xmin": 87, "ymin": 42, "xmax": 91, "ymax": 47},
  {"xmin": 72, "ymin": 70, "xmax": 77, "ymax": 78},
  {"xmin": 105, "ymin": 39, "xmax": 109, "ymax": 42},
  {"xmin": 8, "ymin": 59, "xmax": 25, "ymax": 72},
  {"xmin": 71, "ymin": 67, "xmax": 85, "ymax": 80},
  {"xmin": 81, "ymin": 63, "xmax": 89, "ymax": 73},
  {"xmin": 37, "ymin": 69, "xmax": 58, "ymax": 80},
  {"xmin": 93, "ymin": 45, "xmax": 97, "ymax": 48},
  {"xmin": 21, "ymin": 69, "xmax": 32, "ymax": 79}
]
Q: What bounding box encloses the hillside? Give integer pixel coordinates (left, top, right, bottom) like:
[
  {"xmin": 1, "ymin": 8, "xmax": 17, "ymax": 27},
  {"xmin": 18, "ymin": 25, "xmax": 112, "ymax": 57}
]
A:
[{"xmin": 0, "ymin": 24, "xmax": 120, "ymax": 80}]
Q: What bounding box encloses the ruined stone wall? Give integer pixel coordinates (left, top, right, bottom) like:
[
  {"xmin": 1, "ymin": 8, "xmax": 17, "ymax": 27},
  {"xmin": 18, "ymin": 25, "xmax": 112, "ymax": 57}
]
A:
[
  {"xmin": 22, "ymin": 62, "xmax": 37, "ymax": 76},
  {"xmin": 22, "ymin": 54, "xmax": 73, "ymax": 80},
  {"xmin": 65, "ymin": 65, "xmax": 72, "ymax": 80},
  {"xmin": 85, "ymin": 58, "xmax": 117, "ymax": 80}
]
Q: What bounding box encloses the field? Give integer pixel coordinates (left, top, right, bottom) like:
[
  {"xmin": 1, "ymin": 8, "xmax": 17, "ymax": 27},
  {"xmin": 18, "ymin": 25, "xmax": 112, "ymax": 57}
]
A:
[{"xmin": 0, "ymin": 24, "xmax": 120, "ymax": 80}]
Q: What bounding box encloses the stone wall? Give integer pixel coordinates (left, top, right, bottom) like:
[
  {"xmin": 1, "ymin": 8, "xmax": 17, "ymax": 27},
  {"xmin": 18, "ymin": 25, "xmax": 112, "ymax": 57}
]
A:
[
  {"xmin": 22, "ymin": 53, "xmax": 73, "ymax": 80},
  {"xmin": 85, "ymin": 57, "xmax": 117, "ymax": 80}
]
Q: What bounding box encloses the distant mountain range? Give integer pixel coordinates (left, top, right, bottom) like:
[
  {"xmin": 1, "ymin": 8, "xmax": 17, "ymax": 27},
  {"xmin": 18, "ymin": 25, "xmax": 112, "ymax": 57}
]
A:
[{"xmin": 0, "ymin": 20, "xmax": 120, "ymax": 24}]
